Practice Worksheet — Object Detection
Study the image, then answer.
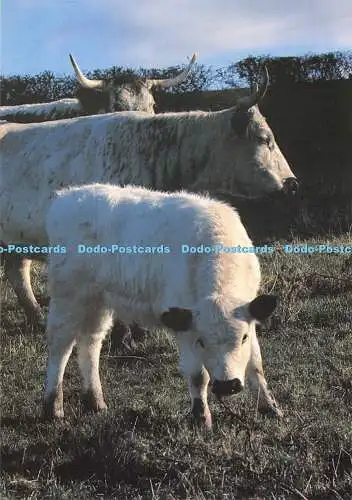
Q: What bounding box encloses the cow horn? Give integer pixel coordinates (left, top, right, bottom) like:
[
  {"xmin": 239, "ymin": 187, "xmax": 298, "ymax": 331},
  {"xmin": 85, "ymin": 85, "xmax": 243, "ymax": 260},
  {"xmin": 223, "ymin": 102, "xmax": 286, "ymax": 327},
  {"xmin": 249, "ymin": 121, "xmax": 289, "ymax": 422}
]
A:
[
  {"xmin": 69, "ymin": 54, "xmax": 105, "ymax": 90},
  {"xmin": 149, "ymin": 53, "xmax": 197, "ymax": 89},
  {"xmin": 236, "ymin": 66, "xmax": 269, "ymax": 110}
]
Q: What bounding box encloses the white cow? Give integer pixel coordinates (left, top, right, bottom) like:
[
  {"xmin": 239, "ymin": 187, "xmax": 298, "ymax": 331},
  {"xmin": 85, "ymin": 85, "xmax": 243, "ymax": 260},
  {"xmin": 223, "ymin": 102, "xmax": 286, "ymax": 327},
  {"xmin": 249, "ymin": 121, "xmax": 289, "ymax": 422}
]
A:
[
  {"xmin": 43, "ymin": 183, "xmax": 282, "ymax": 427},
  {"xmin": 0, "ymin": 75, "xmax": 298, "ymax": 327},
  {"xmin": 0, "ymin": 53, "xmax": 197, "ymax": 123},
  {"xmin": 0, "ymin": 99, "xmax": 83, "ymax": 123}
]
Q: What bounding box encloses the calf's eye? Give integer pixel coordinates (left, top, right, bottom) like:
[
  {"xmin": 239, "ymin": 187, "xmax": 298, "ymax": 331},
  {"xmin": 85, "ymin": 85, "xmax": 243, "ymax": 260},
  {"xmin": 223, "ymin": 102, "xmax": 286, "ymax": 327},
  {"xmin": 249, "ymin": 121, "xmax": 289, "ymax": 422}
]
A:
[
  {"xmin": 256, "ymin": 133, "xmax": 274, "ymax": 150},
  {"xmin": 258, "ymin": 135, "xmax": 270, "ymax": 146},
  {"xmin": 196, "ymin": 338, "xmax": 205, "ymax": 348},
  {"xmin": 242, "ymin": 334, "xmax": 248, "ymax": 344}
]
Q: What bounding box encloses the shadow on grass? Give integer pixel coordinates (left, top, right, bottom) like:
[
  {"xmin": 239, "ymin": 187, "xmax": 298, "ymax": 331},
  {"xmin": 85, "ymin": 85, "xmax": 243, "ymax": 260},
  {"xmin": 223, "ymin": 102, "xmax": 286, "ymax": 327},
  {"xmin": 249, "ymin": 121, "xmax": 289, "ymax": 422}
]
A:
[
  {"xmin": 1, "ymin": 411, "xmax": 189, "ymax": 496},
  {"xmin": 1, "ymin": 415, "xmax": 39, "ymax": 428}
]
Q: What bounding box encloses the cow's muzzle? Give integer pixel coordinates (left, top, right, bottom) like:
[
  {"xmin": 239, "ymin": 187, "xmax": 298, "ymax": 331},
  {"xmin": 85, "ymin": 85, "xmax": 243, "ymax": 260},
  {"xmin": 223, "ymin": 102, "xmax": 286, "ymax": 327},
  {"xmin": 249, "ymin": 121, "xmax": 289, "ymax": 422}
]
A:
[
  {"xmin": 283, "ymin": 177, "xmax": 299, "ymax": 195},
  {"xmin": 212, "ymin": 378, "xmax": 244, "ymax": 398}
]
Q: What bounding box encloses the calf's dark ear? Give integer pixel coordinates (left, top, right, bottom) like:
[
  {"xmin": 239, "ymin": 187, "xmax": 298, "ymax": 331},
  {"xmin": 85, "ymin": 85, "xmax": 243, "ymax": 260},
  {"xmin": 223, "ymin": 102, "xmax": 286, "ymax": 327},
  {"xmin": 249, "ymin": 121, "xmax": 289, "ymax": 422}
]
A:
[
  {"xmin": 161, "ymin": 307, "xmax": 193, "ymax": 331},
  {"xmin": 248, "ymin": 295, "xmax": 277, "ymax": 321}
]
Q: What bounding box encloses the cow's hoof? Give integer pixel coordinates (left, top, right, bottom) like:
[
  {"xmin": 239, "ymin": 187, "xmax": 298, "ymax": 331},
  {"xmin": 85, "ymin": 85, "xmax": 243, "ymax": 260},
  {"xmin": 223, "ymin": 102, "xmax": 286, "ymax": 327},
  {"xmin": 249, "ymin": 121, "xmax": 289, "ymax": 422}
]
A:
[
  {"xmin": 130, "ymin": 323, "xmax": 149, "ymax": 341},
  {"xmin": 110, "ymin": 322, "xmax": 137, "ymax": 352},
  {"xmin": 27, "ymin": 313, "xmax": 46, "ymax": 332},
  {"xmin": 38, "ymin": 318, "xmax": 47, "ymax": 331},
  {"xmin": 38, "ymin": 296, "xmax": 50, "ymax": 307},
  {"xmin": 121, "ymin": 337, "xmax": 138, "ymax": 352},
  {"xmin": 110, "ymin": 336, "xmax": 137, "ymax": 353}
]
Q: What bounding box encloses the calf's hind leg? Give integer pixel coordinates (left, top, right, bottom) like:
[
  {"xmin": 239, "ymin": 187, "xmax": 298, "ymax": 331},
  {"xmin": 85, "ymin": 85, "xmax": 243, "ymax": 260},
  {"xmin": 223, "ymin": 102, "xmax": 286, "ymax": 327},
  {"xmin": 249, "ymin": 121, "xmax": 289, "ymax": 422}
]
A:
[
  {"xmin": 77, "ymin": 308, "xmax": 113, "ymax": 412},
  {"xmin": 43, "ymin": 302, "xmax": 77, "ymax": 419},
  {"xmin": 43, "ymin": 298, "xmax": 112, "ymax": 419}
]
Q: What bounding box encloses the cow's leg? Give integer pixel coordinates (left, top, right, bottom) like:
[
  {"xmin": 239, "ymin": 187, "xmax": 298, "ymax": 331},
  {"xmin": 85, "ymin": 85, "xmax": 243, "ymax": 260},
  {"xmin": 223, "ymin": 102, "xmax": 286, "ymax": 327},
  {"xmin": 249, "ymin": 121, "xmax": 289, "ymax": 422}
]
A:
[
  {"xmin": 110, "ymin": 318, "xmax": 137, "ymax": 351},
  {"xmin": 4, "ymin": 254, "xmax": 43, "ymax": 326},
  {"xmin": 246, "ymin": 332, "xmax": 283, "ymax": 418},
  {"xmin": 77, "ymin": 309, "xmax": 113, "ymax": 412},
  {"xmin": 110, "ymin": 318, "xmax": 148, "ymax": 351},
  {"xmin": 38, "ymin": 263, "xmax": 50, "ymax": 306},
  {"xmin": 130, "ymin": 322, "xmax": 149, "ymax": 341},
  {"xmin": 188, "ymin": 367, "xmax": 212, "ymax": 429}
]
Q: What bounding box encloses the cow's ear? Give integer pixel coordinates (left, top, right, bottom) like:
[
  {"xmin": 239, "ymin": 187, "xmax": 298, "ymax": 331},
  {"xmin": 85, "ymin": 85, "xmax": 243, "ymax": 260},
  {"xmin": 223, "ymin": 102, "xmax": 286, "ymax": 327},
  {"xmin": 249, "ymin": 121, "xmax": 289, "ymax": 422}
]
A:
[
  {"xmin": 248, "ymin": 295, "xmax": 277, "ymax": 321},
  {"xmin": 231, "ymin": 109, "xmax": 251, "ymax": 137},
  {"xmin": 161, "ymin": 307, "xmax": 193, "ymax": 331}
]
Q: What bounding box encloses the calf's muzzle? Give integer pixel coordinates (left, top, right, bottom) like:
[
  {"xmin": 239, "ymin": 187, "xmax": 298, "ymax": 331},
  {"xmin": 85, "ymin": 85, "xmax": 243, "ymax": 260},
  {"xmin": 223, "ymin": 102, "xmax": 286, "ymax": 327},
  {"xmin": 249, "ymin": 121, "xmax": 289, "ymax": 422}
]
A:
[
  {"xmin": 212, "ymin": 378, "xmax": 244, "ymax": 397},
  {"xmin": 283, "ymin": 177, "xmax": 299, "ymax": 195}
]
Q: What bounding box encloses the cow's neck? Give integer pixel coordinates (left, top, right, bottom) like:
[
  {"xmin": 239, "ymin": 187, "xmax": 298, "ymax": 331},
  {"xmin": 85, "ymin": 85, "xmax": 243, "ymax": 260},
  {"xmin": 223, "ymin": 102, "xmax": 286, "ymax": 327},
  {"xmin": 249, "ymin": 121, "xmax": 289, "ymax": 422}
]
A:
[{"xmin": 151, "ymin": 110, "xmax": 227, "ymax": 193}]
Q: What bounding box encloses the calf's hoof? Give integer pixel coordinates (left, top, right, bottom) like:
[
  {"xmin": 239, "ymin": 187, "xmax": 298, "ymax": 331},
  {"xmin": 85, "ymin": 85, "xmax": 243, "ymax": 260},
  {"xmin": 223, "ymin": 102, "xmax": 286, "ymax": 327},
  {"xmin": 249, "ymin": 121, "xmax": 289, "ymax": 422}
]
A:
[
  {"xmin": 259, "ymin": 403, "xmax": 283, "ymax": 419},
  {"xmin": 192, "ymin": 399, "xmax": 212, "ymax": 430},
  {"xmin": 42, "ymin": 394, "xmax": 64, "ymax": 420},
  {"xmin": 82, "ymin": 390, "xmax": 108, "ymax": 413}
]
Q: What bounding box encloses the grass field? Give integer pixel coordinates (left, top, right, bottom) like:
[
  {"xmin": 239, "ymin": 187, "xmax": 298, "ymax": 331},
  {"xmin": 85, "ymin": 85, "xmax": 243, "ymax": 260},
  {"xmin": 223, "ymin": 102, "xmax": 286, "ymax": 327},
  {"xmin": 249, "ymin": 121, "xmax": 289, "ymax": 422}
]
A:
[{"xmin": 1, "ymin": 236, "xmax": 352, "ymax": 499}]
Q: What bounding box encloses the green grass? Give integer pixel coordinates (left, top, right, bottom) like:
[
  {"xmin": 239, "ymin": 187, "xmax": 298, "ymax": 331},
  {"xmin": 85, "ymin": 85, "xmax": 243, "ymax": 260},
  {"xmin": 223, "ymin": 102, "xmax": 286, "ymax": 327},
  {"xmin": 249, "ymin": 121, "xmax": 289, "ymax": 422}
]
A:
[{"xmin": 1, "ymin": 236, "xmax": 352, "ymax": 499}]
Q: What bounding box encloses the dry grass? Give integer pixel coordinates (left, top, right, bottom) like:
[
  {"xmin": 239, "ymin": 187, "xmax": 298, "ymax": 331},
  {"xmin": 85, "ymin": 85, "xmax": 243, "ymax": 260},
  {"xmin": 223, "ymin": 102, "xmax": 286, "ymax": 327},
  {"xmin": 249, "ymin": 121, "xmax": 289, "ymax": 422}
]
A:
[{"xmin": 1, "ymin": 236, "xmax": 352, "ymax": 499}]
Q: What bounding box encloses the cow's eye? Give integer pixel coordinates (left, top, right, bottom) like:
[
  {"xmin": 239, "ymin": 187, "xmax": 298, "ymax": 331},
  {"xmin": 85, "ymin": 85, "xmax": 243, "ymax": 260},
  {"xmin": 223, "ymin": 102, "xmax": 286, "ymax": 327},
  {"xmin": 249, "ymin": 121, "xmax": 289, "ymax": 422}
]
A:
[
  {"xmin": 242, "ymin": 334, "xmax": 248, "ymax": 344},
  {"xmin": 196, "ymin": 338, "xmax": 205, "ymax": 348}
]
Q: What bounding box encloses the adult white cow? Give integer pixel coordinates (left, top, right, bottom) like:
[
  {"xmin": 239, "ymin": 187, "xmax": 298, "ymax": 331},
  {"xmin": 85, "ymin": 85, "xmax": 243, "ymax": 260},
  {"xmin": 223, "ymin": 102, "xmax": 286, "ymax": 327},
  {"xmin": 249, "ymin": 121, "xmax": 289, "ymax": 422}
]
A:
[
  {"xmin": 0, "ymin": 53, "xmax": 196, "ymax": 343},
  {"xmin": 0, "ymin": 53, "xmax": 197, "ymax": 123},
  {"xmin": 43, "ymin": 183, "xmax": 281, "ymax": 427},
  {"xmin": 0, "ymin": 72, "xmax": 298, "ymax": 327}
]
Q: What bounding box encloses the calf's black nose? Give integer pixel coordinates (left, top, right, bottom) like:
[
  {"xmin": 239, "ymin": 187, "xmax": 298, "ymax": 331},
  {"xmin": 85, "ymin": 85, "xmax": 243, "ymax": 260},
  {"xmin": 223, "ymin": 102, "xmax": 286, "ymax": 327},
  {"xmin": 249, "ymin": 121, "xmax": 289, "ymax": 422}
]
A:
[
  {"xmin": 283, "ymin": 177, "xmax": 299, "ymax": 195},
  {"xmin": 212, "ymin": 378, "xmax": 244, "ymax": 397}
]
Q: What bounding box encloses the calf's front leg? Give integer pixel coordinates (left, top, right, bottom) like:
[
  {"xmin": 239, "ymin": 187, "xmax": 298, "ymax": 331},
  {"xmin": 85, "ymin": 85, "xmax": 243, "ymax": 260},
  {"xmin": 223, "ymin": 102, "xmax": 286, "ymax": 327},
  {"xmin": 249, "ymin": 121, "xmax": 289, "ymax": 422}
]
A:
[
  {"xmin": 188, "ymin": 367, "xmax": 212, "ymax": 429},
  {"xmin": 174, "ymin": 332, "xmax": 212, "ymax": 429},
  {"xmin": 246, "ymin": 332, "xmax": 283, "ymax": 418}
]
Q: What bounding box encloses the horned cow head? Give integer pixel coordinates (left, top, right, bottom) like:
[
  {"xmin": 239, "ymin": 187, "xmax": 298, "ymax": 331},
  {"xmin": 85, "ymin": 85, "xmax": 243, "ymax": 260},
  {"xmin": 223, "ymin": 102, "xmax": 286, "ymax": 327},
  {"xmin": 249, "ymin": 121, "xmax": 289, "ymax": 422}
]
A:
[{"xmin": 69, "ymin": 53, "xmax": 197, "ymax": 114}]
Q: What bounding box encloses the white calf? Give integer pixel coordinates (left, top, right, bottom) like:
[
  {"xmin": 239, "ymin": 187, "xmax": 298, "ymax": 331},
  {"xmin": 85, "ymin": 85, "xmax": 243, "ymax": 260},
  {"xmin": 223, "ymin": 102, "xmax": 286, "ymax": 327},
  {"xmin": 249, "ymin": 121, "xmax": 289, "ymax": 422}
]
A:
[{"xmin": 43, "ymin": 184, "xmax": 282, "ymax": 427}]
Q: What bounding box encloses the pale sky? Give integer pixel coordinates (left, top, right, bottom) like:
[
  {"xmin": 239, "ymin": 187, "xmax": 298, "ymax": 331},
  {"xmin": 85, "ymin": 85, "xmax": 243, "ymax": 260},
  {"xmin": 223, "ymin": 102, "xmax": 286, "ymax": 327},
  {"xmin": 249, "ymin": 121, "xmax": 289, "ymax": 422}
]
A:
[{"xmin": 2, "ymin": 0, "xmax": 351, "ymax": 76}]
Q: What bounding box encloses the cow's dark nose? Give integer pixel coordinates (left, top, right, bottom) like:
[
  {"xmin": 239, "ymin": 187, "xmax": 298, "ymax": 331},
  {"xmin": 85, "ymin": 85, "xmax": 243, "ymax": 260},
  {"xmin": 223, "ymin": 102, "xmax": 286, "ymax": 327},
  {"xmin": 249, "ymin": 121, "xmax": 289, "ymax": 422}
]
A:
[
  {"xmin": 283, "ymin": 177, "xmax": 299, "ymax": 195},
  {"xmin": 212, "ymin": 378, "xmax": 244, "ymax": 397}
]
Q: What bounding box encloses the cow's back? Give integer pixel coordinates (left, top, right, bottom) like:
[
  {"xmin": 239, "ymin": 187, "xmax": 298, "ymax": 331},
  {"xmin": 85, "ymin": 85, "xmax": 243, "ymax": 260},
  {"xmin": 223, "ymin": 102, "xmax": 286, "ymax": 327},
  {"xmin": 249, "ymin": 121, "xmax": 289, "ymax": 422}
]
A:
[
  {"xmin": 0, "ymin": 113, "xmax": 151, "ymax": 244},
  {"xmin": 0, "ymin": 99, "xmax": 83, "ymax": 123}
]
